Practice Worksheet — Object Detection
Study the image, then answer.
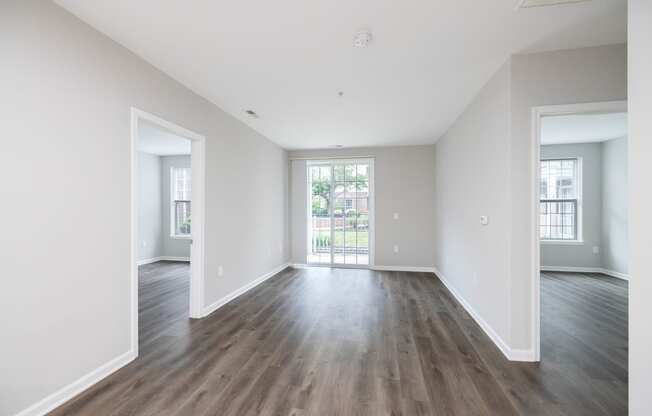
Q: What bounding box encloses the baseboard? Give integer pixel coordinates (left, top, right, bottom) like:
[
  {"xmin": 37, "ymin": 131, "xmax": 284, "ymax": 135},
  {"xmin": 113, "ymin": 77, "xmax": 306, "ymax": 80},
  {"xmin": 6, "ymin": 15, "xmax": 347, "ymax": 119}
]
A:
[
  {"xmin": 432, "ymin": 266, "xmax": 536, "ymax": 362},
  {"xmin": 289, "ymin": 264, "xmax": 436, "ymax": 273},
  {"xmin": 541, "ymin": 266, "xmax": 629, "ymax": 281},
  {"xmin": 202, "ymin": 262, "xmax": 290, "ymax": 317},
  {"xmin": 136, "ymin": 256, "xmax": 190, "ymax": 266},
  {"xmin": 371, "ymin": 265, "xmax": 436, "ymax": 273},
  {"xmin": 14, "ymin": 349, "xmax": 136, "ymax": 416}
]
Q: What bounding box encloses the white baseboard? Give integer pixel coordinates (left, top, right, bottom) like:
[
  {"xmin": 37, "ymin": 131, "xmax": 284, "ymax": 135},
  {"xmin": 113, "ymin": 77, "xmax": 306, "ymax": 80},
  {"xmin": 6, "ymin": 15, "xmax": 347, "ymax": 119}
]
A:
[
  {"xmin": 540, "ymin": 266, "xmax": 629, "ymax": 281},
  {"xmin": 432, "ymin": 266, "xmax": 536, "ymax": 362},
  {"xmin": 202, "ymin": 262, "xmax": 290, "ymax": 317},
  {"xmin": 14, "ymin": 349, "xmax": 136, "ymax": 416},
  {"xmin": 137, "ymin": 256, "xmax": 190, "ymax": 266},
  {"xmin": 289, "ymin": 264, "xmax": 437, "ymax": 273},
  {"xmin": 371, "ymin": 265, "xmax": 436, "ymax": 273}
]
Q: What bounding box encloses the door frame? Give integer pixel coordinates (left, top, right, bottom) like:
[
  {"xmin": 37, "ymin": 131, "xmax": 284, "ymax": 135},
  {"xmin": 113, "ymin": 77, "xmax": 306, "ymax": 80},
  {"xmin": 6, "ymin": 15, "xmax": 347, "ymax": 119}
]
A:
[
  {"xmin": 530, "ymin": 100, "xmax": 627, "ymax": 362},
  {"xmin": 305, "ymin": 158, "xmax": 375, "ymax": 268},
  {"xmin": 130, "ymin": 108, "xmax": 206, "ymax": 356}
]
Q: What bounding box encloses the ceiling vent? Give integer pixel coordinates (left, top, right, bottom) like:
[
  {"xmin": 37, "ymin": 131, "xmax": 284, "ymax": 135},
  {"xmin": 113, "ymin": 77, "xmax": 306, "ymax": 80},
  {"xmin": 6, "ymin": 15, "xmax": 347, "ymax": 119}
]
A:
[
  {"xmin": 353, "ymin": 29, "xmax": 373, "ymax": 48},
  {"xmin": 518, "ymin": 0, "xmax": 591, "ymax": 7}
]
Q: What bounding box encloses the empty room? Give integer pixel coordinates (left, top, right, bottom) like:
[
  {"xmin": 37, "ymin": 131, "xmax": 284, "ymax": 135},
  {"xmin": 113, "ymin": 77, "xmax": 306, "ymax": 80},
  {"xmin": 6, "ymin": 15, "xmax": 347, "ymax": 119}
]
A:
[{"xmin": 3, "ymin": 1, "xmax": 652, "ymax": 415}]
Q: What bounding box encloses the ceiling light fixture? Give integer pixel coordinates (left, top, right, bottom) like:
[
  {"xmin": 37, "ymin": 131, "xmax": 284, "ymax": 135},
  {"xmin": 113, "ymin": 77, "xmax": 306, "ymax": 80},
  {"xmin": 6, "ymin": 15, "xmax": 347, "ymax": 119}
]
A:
[{"xmin": 353, "ymin": 28, "xmax": 373, "ymax": 48}]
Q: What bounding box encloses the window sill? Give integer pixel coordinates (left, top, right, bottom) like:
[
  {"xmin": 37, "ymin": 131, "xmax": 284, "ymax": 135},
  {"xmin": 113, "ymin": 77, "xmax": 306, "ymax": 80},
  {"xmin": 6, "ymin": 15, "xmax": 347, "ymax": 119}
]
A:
[
  {"xmin": 540, "ymin": 240, "xmax": 584, "ymax": 246},
  {"xmin": 170, "ymin": 235, "xmax": 192, "ymax": 240}
]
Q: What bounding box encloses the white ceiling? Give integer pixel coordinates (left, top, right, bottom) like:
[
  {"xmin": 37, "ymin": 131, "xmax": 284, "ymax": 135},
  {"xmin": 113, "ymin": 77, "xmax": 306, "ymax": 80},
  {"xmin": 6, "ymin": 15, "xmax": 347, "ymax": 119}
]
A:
[
  {"xmin": 137, "ymin": 120, "xmax": 191, "ymax": 156},
  {"xmin": 55, "ymin": 0, "xmax": 627, "ymax": 150},
  {"xmin": 541, "ymin": 112, "xmax": 628, "ymax": 145}
]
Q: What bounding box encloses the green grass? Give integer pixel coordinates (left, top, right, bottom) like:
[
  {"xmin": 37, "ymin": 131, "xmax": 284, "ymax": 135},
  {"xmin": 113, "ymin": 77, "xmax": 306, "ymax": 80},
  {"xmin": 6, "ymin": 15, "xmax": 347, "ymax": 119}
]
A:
[{"xmin": 312, "ymin": 229, "xmax": 368, "ymax": 248}]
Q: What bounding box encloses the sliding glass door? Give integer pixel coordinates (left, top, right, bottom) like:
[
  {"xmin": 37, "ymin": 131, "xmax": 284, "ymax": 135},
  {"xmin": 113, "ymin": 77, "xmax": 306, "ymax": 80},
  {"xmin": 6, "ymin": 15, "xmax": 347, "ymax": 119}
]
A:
[{"xmin": 308, "ymin": 159, "xmax": 374, "ymax": 266}]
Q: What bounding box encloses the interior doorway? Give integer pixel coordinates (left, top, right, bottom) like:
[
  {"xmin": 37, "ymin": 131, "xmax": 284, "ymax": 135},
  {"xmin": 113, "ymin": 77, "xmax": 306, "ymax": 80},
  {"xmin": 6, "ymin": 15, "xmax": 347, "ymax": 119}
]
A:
[
  {"xmin": 307, "ymin": 159, "xmax": 375, "ymax": 267},
  {"xmin": 130, "ymin": 109, "xmax": 206, "ymax": 356},
  {"xmin": 531, "ymin": 100, "xmax": 628, "ymax": 367}
]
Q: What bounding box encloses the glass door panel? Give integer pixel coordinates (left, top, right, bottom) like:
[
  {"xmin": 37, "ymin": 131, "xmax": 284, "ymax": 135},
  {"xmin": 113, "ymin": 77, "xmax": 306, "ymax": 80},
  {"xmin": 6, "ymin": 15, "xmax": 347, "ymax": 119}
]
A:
[
  {"xmin": 307, "ymin": 160, "xmax": 372, "ymax": 266},
  {"xmin": 308, "ymin": 164, "xmax": 332, "ymax": 264}
]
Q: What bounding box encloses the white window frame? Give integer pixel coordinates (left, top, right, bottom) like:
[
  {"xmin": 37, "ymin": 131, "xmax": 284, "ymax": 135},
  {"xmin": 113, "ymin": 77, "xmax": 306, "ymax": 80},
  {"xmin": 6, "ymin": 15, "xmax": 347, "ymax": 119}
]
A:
[
  {"xmin": 170, "ymin": 166, "xmax": 192, "ymax": 240},
  {"xmin": 539, "ymin": 157, "xmax": 583, "ymax": 245},
  {"xmin": 305, "ymin": 158, "xmax": 375, "ymax": 268}
]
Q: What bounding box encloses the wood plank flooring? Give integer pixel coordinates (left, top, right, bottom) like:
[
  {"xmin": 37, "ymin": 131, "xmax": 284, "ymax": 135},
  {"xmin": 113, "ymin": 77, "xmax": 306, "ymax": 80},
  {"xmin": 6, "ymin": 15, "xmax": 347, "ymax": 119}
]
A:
[{"xmin": 48, "ymin": 263, "xmax": 628, "ymax": 415}]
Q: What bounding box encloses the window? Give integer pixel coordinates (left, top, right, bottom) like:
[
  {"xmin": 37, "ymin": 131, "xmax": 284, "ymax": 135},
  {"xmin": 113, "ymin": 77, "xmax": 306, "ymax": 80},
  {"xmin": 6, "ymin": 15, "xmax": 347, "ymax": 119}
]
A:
[
  {"xmin": 171, "ymin": 167, "xmax": 191, "ymax": 238},
  {"xmin": 540, "ymin": 158, "xmax": 581, "ymax": 241}
]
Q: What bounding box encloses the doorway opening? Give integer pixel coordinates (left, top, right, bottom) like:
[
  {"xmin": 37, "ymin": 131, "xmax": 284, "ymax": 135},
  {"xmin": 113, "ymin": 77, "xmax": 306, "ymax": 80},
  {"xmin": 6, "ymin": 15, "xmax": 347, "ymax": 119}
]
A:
[
  {"xmin": 306, "ymin": 159, "xmax": 375, "ymax": 267},
  {"xmin": 130, "ymin": 109, "xmax": 205, "ymax": 356},
  {"xmin": 531, "ymin": 101, "xmax": 628, "ymax": 377}
]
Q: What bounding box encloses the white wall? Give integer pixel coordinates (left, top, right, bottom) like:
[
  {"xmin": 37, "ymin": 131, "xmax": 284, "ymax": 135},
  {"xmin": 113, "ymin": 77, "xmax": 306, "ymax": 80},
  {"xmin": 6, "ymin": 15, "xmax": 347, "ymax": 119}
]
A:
[
  {"xmin": 540, "ymin": 143, "xmax": 603, "ymax": 269},
  {"xmin": 137, "ymin": 152, "xmax": 163, "ymax": 261},
  {"xmin": 289, "ymin": 145, "xmax": 436, "ymax": 268},
  {"xmin": 629, "ymin": 1, "xmax": 652, "ymax": 413},
  {"xmin": 0, "ymin": 2, "xmax": 289, "ymax": 415},
  {"xmin": 434, "ymin": 61, "xmax": 513, "ymax": 351},
  {"xmin": 160, "ymin": 155, "xmax": 191, "ymax": 258},
  {"xmin": 601, "ymin": 136, "xmax": 628, "ymax": 275},
  {"xmin": 434, "ymin": 44, "xmax": 627, "ymax": 358}
]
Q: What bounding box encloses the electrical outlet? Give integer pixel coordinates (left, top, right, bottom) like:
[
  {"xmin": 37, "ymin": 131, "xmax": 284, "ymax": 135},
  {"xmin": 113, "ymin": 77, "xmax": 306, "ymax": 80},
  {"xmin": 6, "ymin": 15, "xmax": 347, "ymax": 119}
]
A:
[
  {"xmin": 393, "ymin": 245, "xmax": 399, "ymax": 254},
  {"xmin": 218, "ymin": 265, "xmax": 224, "ymax": 277},
  {"xmin": 480, "ymin": 216, "xmax": 489, "ymax": 226}
]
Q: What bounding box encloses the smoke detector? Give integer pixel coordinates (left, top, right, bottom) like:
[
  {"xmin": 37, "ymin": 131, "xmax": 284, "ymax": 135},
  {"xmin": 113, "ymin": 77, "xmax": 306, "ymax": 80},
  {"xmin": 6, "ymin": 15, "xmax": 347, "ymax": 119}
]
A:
[
  {"xmin": 519, "ymin": 0, "xmax": 591, "ymax": 7},
  {"xmin": 353, "ymin": 29, "xmax": 373, "ymax": 48}
]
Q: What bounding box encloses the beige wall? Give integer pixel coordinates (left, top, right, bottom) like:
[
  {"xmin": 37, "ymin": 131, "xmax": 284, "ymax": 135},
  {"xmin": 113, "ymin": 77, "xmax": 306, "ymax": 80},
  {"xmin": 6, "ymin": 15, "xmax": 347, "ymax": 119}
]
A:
[
  {"xmin": 629, "ymin": 1, "xmax": 652, "ymax": 413},
  {"xmin": 434, "ymin": 44, "xmax": 627, "ymax": 358},
  {"xmin": 289, "ymin": 145, "xmax": 436, "ymax": 268},
  {"xmin": 0, "ymin": 2, "xmax": 288, "ymax": 415}
]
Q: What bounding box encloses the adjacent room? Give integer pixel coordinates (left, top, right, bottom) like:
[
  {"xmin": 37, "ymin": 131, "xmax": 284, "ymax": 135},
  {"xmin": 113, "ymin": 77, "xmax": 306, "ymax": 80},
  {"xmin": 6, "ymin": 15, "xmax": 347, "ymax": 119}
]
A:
[
  {"xmin": 136, "ymin": 119, "xmax": 194, "ymax": 349},
  {"xmin": 4, "ymin": 1, "xmax": 652, "ymax": 415},
  {"xmin": 538, "ymin": 108, "xmax": 629, "ymax": 414}
]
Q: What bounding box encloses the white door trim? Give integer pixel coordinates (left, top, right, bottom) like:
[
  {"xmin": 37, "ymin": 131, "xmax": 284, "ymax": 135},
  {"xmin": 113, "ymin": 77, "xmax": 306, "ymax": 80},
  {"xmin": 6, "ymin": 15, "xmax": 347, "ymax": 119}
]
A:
[
  {"xmin": 530, "ymin": 100, "xmax": 627, "ymax": 362},
  {"xmin": 130, "ymin": 108, "xmax": 206, "ymax": 357}
]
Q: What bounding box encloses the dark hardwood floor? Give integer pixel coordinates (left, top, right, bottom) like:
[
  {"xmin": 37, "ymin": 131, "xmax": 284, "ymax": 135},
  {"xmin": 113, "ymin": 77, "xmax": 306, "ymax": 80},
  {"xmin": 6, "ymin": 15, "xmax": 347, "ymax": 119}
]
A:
[{"xmin": 48, "ymin": 263, "xmax": 628, "ymax": 415}]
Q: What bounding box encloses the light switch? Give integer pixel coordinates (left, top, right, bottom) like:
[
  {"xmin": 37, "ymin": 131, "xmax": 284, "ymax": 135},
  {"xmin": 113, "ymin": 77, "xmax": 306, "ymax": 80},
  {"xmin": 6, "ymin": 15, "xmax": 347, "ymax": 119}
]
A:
[
  {"xmin": 480, "ymin": 216, "xmax": 489, "ymax": 226},
  {"xmin": 218, "ymin": 265, "xmax": 224, "ymax": 277},
  {"xmin": 393, "ymin": 213, "xmax": 399, "ymax": 220},
  {"xmin": 393, "ymin": 245, "xmax": 399, "ymax": 253}
]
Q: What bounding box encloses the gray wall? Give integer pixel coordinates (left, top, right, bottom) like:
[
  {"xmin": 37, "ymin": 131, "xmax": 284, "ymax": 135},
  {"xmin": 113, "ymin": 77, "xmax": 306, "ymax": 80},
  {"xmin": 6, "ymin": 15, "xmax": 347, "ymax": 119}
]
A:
[
  {"xmin": 136, "ymin": 154, "xmax": 192, "ymax": 261},
  {"xmin": 434, "ymin": 44, "xmax": 627, "ymax": 355},
  {"xmin": 289, "ymin": 145, "xmax": 436, "ymax": 268},
  {"xmin": 601, "ymin": 137, "xmax": 628, "ymax": 274},
  {"xmin": 434, "ymin": 61, "xmax": 513, "ymax": 347},
  {"xmin": 540, "ymin": 143, "xmax": 603, "ymax": 269},
  {"xmin": 161, "ymin": 155, "xmax": 191, "ymax": 258},
  {"xmin": 137, "ymin": 152, "xmax": 163, "ymax": 261},
  {"xmin": 629, "ymin": 1, "xmax": 652, "ymax": 412},
  {"xmin": 0, "ymin": 2, "xmax": 289, "ymax": 415}
]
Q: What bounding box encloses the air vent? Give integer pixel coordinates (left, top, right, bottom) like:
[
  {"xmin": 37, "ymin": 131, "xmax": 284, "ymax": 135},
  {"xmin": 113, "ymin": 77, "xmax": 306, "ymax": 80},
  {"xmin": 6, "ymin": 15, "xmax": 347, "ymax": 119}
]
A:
[{"xmin": 519, "ymin": 0, "xmax": 590, "ymax": 7}]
